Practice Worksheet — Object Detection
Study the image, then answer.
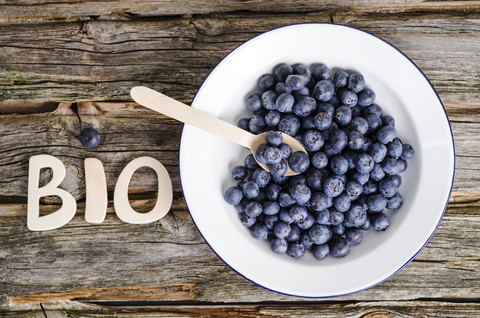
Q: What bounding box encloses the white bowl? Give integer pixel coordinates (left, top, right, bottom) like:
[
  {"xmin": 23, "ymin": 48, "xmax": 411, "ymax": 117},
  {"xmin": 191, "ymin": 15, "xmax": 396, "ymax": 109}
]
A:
[{"xmin": 179, "ymin": 23, "xmax": 455, "ymax": 297}]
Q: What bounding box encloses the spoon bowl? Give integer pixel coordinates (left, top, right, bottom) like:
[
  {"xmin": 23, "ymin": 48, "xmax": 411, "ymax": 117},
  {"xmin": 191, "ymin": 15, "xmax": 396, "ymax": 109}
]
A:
[{"xmin": 130, "ymin": 86, "xmax": 306, "ymax": 176}]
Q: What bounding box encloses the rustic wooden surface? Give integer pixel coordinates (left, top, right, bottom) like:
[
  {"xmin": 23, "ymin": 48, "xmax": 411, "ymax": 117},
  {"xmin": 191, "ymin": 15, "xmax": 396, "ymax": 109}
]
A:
[{"xmin": 1, "ymin": 0, "xmax": 479, "ymax": 317}]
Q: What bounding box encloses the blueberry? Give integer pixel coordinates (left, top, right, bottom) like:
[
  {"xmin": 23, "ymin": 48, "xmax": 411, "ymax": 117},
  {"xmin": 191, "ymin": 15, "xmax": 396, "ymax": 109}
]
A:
[
  {"xmin": 370, "ymin": 163, "xmax": 386, "ymax": 181},
  {"xmin": 313, "ymin": 112, "xmax": 333, "ymax": 131},
  {"xmin": 258, "ymin": 74, "xmax": 276, "ymax": 91},
  {"xmin": 351, "ymin": 105, "xmax": 362, "ymax": 118},
  {"xmin": 335, "ymin": 105, "xmax": 353, "ymax": 126},
  {"xmin": 293, "ymin": 96, "xmax": 317, "ymax": 117},
  {"xmin": 245, "ymin": 201, "xmax": 263, "ymax": 217},
  {"xmin": 244, "ymin": 154, "xmax": 260, "ymax": 171},
  {"xmin": 297, "ymin": 214, "xmax": 315, "ymax": 230},
  {"xmin": 350, "ymin": 116, "xmax": 369, "ymax": 135},
  {"xmin": 239, "ymin": 212, "xmax": 256, "ymax": 228},
  {"xmin": 386, "ymin": 192, "xmax": 403, "ymax": 210},
  {"xmin": 360, "ymin": 215, "xmax": 372, "ymax": 231},
  {"xmin": 279, "ymin": 208, "xmax": 294, "ymax": 224},
  {"xmin": 397, "ymin": 158, "xmax": 408, "ymax": 173},
  {"xmin": 330, "ymin": 129, "xmax": 348, "ymax": 149},
  {"xmin": 278, "ymin": 114, "xmax": 301, "ymax": 136},
  {"xmin": 311, "ymin": 152, "xmax": 328, "ymax": 169},
  {"xmin": 329, "ymin": 236, "xmax": 350, "ymax": 258},
  {"xmin": 348, "ymin": 130, "xmax": 365, "ymax": 150},
  {"xmin": 334, "ymin": 192, "xmax": 351, "ymax": 212},
  {"xmin": 339, "ymin": 89, "xmax": 358, "ymax": 107},
  {"xmin": 365, "ymin": 113, "xmax": 383, "ymax": 132},
  {"xmin": 274, "ymin": 63, "xmax": 293, "ymax": 81},
  {"xmin": 343, "ymin": 150, "xmax": 358, "ymax": 170},
  {"xmin": 369, "ymin": 143, "xmax": 388, "ymax": 163},
  {"xmin": 232, "ymin": 165, "xmax": 248, "ymax": 180},
  {"xmin": 388, "ymin": 174, "xmax": 402, "ymax": 188},
  {"xmin": 381, "ymin": 157, "xmax": 401, "ymax": 175},
  {"xmin": 265, "ymin": 183, "xmax": 281, "ymax": 201},
  {"xmin": 331, "ymin": 224, "xmax": 345, "ymax": 236},
  {"xmin": 315, "ymin": 209, "xmax": 330, "ymax": 224},
  {"xmin": 387, "ymin": 138, "xmax": 403, "ymax": 158},
  {"xmin": 292, "ymin": 87, "xmax": 310, "ymax": 99},
  {"xmin": 378, "ymin": 178, "xmax": 397, "ymax": 198},
  {"xmin": 355, "ymin": 153, "xmax": 375, "ymax": 173},
  {"xmin": 346, "ymin": 228, "xmax": 363, "ymax": 244},
  {"xmin": 290, "ymin": 184, "xmax": 312, "ymax": 205},
  {"xmin": 293, "ymin": 64, "xmax": 312, "ymax": 82},
  {"xmin": 344, "ymin": 204, "xmax": 367, "ymax": 227},
  {"xmin": 237, "ymin": 118, "xmax": 249, "ymax": 130},
  {"xmin": 357, "ymin": 89, "xmax": 376, "ymax": 106},
  {"xmin": 224, "ymin": 186, "xmax": 243, "ymax": 205},
  {"xmin": 265, "ymin": 110, "xmax": 281, "ymax": 126},
  {"xmin": 278, "ymin": 143, "xmax": 292, "ymax": 159},
  {"xmin": 269, "ymin": 160, "xmax": 288, "ymax": 178},
  {"xmin": 286, "ymin": 224, "xmax": 301, "ymax": 242},
  {"xmin": 313, "ymin": 64, "xmax": 331, "ymax": 80},
  {"xmin": 329, "ymin": 209, "xmax": 345, "ymax": 225},
  {"xmin": 289, "ymin": 174, "xmax": 307, "ymax": 188},
  {"xmin": 287, "ymin": 243, "xmax": 306, "ymax": 259},
  {"xmin": 242, "ymin": 181, "xmax": 259, "ymax": 199},
  {"xmin": 271, "ymin": 237, "xmax": 288, "ymax": 254},
  {"xmin": 285, "ymin": 74, "xmax": 307, "ymax": 91},
  {"xmin": 361, "ymin": 137, "xmax": 372, "ymax": 152},
  {"xmin": 310, "ymin": 192, "xmax": 332, "ymax": 212},
  {"xmin": 348, "ymin": 73, "xmax": 365, "ymax": 93},
  {"xmin": 300, "ymin": 232, "xmax": 314, "ymax": 249},
  {"xmin": 377, "ymin": 126, "xmax": 397, "ymax": 144},
  {"xmin": 330, "ymin": 155, "xmax": 348, "ymax": 175},
  {"xmin": 309, "ymin": 224, "xmax": 332, "ymax": 245},
  {"xmin": 275, "ymin": 82, "xmax": 292, "ymax": 95},
  {"xmin": 251, "ymin": 223, "xmax": 269, "ymax": 240},
  {"xmin": 401, "ymin": 144, "xmax": 415, "ymax": 160},
  {"xmin": 302, "ymin": 130, "xmax": 325, "ymax": 152},
  {"xmin": 349, "ymin": 170, "xmax": 370, "ymax": 185},
  {"xmin": 346, "ymin": 180, "xmax": 363, "ymax": 199},
  {"xmin": 248, "ymin": 114, "xmax": 266, "ymax": 133},
  {"xmin": 288, "ymin": 151, "xmax": 310, "ymax": 173},
  {"xmin": 302, "ymin": 116, "xmax": 316, "ymax": 130},
  {"xmin": 254, "ymin": 143, "xmax": 269, "ymax": 164},
  {"xmin": 246, "ymin": 93, "xmax": 263, "ymax": 111},
  {"xmin": 275, "ymin": 93, "xmax": 295, "ymax": 113},
  {"xmin": 323, "ymin": 176, "xmax": 345, "ymax": 198},
  {"xmin": 312, "ymin": 243, "xmax": 329, "ymax": 260},
  {"xmin": 382, "ymin": 115, "xmax": 395, "ymax": 127},
  {"xmin": 274, "ymin": 221, "xmax": 292, "ymax": 239},
  {"xmin": 289, "ymin": 205, "xmax": 308, "ymax": 222},
  {"xmin": 279, "ymin": 192, "xmax": 296, "ymax": 208},
  {"xmin": 363, "ymin": 180, "xmax": 377, "ymax": 195},
  {"xmin": 333, "ymin": 70, "xmax": 349, "ymax": 88},
  {"xmin": 367, "ymin": 194, "xmax": 387, "ymax": 213},
  {"xmin": 235, "ymin": 197, "xmax": 249, "ymax": 213},
  {"xmin": 317, "ymin": 102, "xmax": 335, "ymax": 117},
  {"xmin": 371, "ymin": 213, "xmax": 390, "ymax": 231},
  {"xmin": 79, "ymin": 128, "xmax": 100, "ymax": 148},
  {"xmin": 261, "ymin": 90, "xmax": 278, "ymax": 110},
  {"xmin": 313, "ymin": 79, "xmax": 335, "ymax": 102},
  {"xmin": 264, "ymin": 146, "xmax": 283, "ymax": 165},
  {"xmin": 263, "ymin": 200, "xmax": 280, "ymax": 216},
  {"xmin": 252, "ymin": 168, "xmax": 271, "ymax": 188},
  {"xmin": 364, "ymin": 104, "xmax": 383, "ymax": 117}
]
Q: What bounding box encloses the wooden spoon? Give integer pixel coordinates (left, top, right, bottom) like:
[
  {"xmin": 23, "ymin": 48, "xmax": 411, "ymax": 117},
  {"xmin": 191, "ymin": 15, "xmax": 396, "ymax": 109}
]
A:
[{"xmin": 130, "ymin": 86, "xmax": 306, "ymax": 176}]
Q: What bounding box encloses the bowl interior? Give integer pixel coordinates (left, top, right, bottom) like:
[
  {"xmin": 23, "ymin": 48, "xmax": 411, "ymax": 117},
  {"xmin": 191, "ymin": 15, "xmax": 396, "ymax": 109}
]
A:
[{"xmin": 180, "ymin": 23, "xmax": 454, "ymax": 297}]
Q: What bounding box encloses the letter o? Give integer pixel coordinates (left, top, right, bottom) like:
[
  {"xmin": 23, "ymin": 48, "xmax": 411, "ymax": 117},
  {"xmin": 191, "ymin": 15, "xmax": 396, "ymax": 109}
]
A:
[{"xmin": 114, "ymin": 157, "xmax": 173, "ymax": 224}]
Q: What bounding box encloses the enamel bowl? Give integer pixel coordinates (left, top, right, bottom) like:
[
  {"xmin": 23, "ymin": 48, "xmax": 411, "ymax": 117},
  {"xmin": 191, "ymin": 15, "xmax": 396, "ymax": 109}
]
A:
[{"xmin": 179, "ymin": 23, "xmax": 455, "ymax": 297}]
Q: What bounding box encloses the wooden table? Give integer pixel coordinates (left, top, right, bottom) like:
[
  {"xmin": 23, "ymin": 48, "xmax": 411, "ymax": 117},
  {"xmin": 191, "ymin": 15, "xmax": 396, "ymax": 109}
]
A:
[{"xmin": 1, "ymin": 1, "xmax": 479, "ymax": 317}]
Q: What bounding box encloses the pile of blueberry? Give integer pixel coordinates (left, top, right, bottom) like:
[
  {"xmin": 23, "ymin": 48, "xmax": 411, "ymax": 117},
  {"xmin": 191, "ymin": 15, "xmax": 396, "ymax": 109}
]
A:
[{"xmin": 224, "ymin": 63, "xmax": 414, "ymax": 260}]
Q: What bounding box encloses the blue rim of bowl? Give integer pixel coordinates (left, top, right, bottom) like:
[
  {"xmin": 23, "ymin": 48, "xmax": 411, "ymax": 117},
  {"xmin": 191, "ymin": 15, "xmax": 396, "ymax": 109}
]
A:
[{"xmin": 178, "ymin": 22, "xmax": 456, "ymax": 298}]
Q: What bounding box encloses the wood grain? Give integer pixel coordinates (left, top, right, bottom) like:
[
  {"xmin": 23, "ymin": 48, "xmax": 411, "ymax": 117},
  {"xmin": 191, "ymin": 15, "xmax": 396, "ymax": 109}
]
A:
[{"xmin": 0, "ymin": 0, "xmax": 479, "ymax": 316}]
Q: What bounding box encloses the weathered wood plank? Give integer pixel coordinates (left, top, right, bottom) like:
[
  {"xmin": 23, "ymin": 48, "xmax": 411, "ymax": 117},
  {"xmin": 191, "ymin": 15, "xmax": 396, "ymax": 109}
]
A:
[
  {"xmin": 2, "ymin": 0, "xmax": 476, "ymax": 23},
  {"xmin": 0, "ymin": 5, "xmax": 479, "ymax": 102},
  {"xmin": 0, "ymin": 200, "xmax": 478, "ymax": 305},
  {"xmin": 0, "ymin": 102, "xmax": 475, "ymax": 199}
]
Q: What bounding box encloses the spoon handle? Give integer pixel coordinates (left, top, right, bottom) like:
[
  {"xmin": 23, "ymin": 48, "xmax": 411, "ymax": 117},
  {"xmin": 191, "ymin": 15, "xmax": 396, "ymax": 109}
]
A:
[{"xmin": 130, "ymin": 86, "xmax": 256, "ymax": 149}]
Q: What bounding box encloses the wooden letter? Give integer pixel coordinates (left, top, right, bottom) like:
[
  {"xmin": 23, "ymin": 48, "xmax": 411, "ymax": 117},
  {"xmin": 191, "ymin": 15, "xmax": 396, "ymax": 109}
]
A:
[
  {"xmin": 114, "ymin": 156, "xmax": 173, "ymax": 224},
  {"xmin": 84, "ymin": 158, "xmax": 108, "ymax": 223},
  {"xmin": 27, "ymin": 155, "xmax": 77, "ymax": 231}
]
